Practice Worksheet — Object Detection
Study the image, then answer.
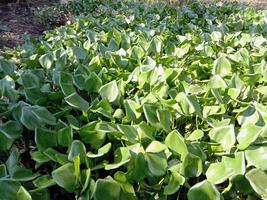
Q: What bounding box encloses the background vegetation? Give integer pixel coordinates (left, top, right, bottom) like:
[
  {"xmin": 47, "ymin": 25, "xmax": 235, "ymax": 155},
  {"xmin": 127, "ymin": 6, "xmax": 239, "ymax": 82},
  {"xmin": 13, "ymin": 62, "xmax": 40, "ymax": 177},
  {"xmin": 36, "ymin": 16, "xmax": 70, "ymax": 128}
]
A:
[{"xmin": 0, "ymin": 0, "xmax": 267, "ymax": 199}]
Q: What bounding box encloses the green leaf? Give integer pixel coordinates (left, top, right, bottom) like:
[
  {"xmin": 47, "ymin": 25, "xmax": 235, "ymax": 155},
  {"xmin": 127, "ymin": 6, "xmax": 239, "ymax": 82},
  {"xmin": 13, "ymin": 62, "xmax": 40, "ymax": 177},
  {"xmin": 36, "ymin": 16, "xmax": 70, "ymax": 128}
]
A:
[
  {"xmin": 212, "ymin": 56, "xmax": 231, "ymax": 77},
  {"xmin": 0, "ymin": 120, "xmax": 22, "ymax": 139},
  {"xmin": 0, "ymin": 59, "xmax": 16, "ymax": 74},
  {"xmin": 181, "ymin": 153, "xmax": 202, "ymax": 178},
  {"xmin": 232, "ymin": 175, "xmax": 254, "ymax": 195},
  {"xmin": 87, "ymin": 143, "xmax": 112, "ymax": 158},
  {"xmin": 245, "ymin": 146, "xmax": 267, "ymax": 170},
  {"xmin": 117, "ymin": 124, "xmax": 138, "ymax": 143},
  {"xmin": 145, "ymin": 152, "xmax": 167, "ymax": 176},
  {"xmin": 17, "ymin": 106, "xmax": 41, "ymax": 131},
  {"xmin": 0, "ymin": 76, "xmax": 18, "ymax": 102},
  {"xmin": 68, "ymin": 140, "xmax": 87, "ymax": 163},
  {"xmin": 131, "ymin": 46, "xmax": 145, "ymax": 60},
  {"xmin": 11, "ymin": 166, "xmax": 39, "ymax": 181},
  {"xmin": 31, "ymin": 151, "xmax": 50, "ymax": 164},
  {"xmin": 105, "ymin": 147, "xmax": 131, "ymax": 170},
  {"xmin": 21, "ymin": 71, "xmax": 43, "ymax": 104},
  {"xmin": 33, "ymin": 175, "xmax": 56, "ymax": 189},
  {"xmin": 52, "ymin": 163, "xmax": 77, "ymax": 193},
  {"xmin": 93, "ymin": 177, "xmax": 121, "ymax": 200},
  {"xmin": 39, "ymin": 53, "xmax": 53, "ymax": 69},
  {"xmin": 245, "ymin": 169, "xmax": 267, "ymax": 199},
  {"xmin": 211, "ymin": 31, "xmax": 222, "ymax": 42},
  {"xmin": 85, "ymin": 72, "xmax": 102, "ymax": 92},
  {"xmin": 30, "ymin": 188, "xmax": 50, "ymax": 200},
  {"xmin": 149, "ymin": 36, "xmax": 162, "ymax": 54},
  {"xmin": 156, "ymin": 109, "xmax": 172, "ymax": 132},
  {"xmin": 0, "ymin": 180, "xmax": 20, "ymax": 200},
  {"xmin": 31, "ymin": 106, "xmax": 57, "ymax": 126},
  {"xmin": 0, "ymin": 164, "xmax": 7, "ymax": 178},
  {"xmin": 175, "ymin": 92, "xmax": 201, "ymax": 116},
  {"xmin": 146, "ymin": 141, "xmax": 166, "ymax": 153},
  {"xmin": 44, "ymin": 148, "xmax": 68, "ymax": 164},
  {"xmin": 186, "ymin": 129, "xmax": 204, "ymax": 141},
  {"xmin": 17, "ymin": 186, "xmax": 32, "ymax": 200},
  {"xmin": 99, "ymin": 80, "xmax": 120, "ymax": 103},
  {"xmin": 164, "ymin": 170, "xmax": 185, "ymax": 195},
  {"xmin": 206, "ymin": 162, "xmax": 233, "ymax": 184},
  {"xmin": 6, "ymin": 148, "xmax": 19, "ymax": 175},
  {"xmin": 188, "ymin": 180, "xmax": 222, "ymax": 200},
  {"xmin": 65, "ymin": 92, "xmax": 89, "ymax": 112},
  {"xmin": 124, "ymin": 99, "xmax": 141, "ymax": 121},
  {"xmin": 21, "ymin": 71, "xmax": 40, "ymax": 88},
  {"xmin": 206, "ymin": 150, "xmax": 244, "ymax": 184},
  {"xmin": 143, "ymin": 104, "xmax": 160, "ymax": 128},
  {"xmin": 57, "ymin": 126, "xmax": 73, "ymax": 147},
  {"xmin": 35, "ymin": 128, "xmax": 57, "ymax": 151},
  {"xmin": 59, "ymin": 72, "xmax": 76, "ymax": 96},
  {"xmin": 209, "ymin": 125, "xmax": 235, "ymax": 152},
  {"xmin": 237, "ymin": 123, "xmax": 263, "ymax": 150},
  {"xmin": 221, "ymin": 152, "xmax": 246, "ymax": 176},
  {"xmin": 203, "ymin": 106, "xmax": 225, "ymax": 118},
  {"xmin": 165, "ymin": 130, "xmax": 188, "ymax": 160},
  {"xmin": 89, "ymin": 55, "xmax": 101, "ymax": 71},
  {"xmin": 71, "ymin": 46, "xmax": 86, "ymax": 60},
  {"xmin": 79, "ymin": 121, "xmax": 106, "ymax": 148}
]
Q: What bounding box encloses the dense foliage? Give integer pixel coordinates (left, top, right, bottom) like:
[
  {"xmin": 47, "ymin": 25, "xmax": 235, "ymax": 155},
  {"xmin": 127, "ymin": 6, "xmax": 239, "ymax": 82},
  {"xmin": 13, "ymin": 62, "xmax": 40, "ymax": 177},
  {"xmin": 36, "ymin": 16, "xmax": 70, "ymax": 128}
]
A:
[{"xmin": 0, "ymin": 0, "xmax": 267, "ymax": 199}]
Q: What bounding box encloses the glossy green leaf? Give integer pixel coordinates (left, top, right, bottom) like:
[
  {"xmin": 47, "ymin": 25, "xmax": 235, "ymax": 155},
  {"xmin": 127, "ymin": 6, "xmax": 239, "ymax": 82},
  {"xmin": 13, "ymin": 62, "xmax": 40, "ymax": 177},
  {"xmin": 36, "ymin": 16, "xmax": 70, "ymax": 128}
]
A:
[
  {"xmin": 0, "ymin": 164, "xmax": 7, "ymax": 178},
  {"xmin": 17, "ymin": 186, "xmax": 32, "ymax": 200},
  {"xmin": 85, "ymin": 72, "xmax": 102, "ymax": 92},
  {"xmin": 165, "ymin": 130, "xmax": 188, "ymax": 160},
  {"xmin": 245, "ymin": 169, "xmax": 267, "ymax": 199},
  {"xmin": 33, "ymin": 175, "xmax": 56, "ymax": 189},
  {"xmin": 212, "ymin": 56, "xmax": 231, "ymax": 77},
  {"xmin": 52, "ymin": 163, "xmax": 77, "ymax": 193},
  {"xmin": 145, "ymin": 152, "xmax": 168, "ymax": 177},
  {"xmin": 93, "ymin": 177, "xmax": 121, "ymax": 200},
  {"xmin": 105, "ymin": 147, "xmax": 131, "ymax": 170},
  {"xmin": 237, "ymin": 123, "xmax": 263, "ymax": 150},
  {"xmin": 39, "ymin": 53, "xmax": 53, "ymax": 69},
  {"xmin": 87, "ymin": 143, "xmax": 112, "ymax": 158},
  {"xmin": 186, "ymin": 129, "xmax": 204, "ymax": 141},
  {"xmin": 99, "ymin": 80, "xmax": 120, "ymax": 103},
  {"xmin": 0, "ymin": 59, "xmax": 16, "ymax": 74},
  {"xmin": 146, "ymin": 141, "xmax": 166, "ymax": 153},
  {"xmin": 117, "ymin": 124, "xmax": 138, "ymax": 143},
  {"xmin": 164, "ymin": 170, "xmax": 185, "ymax": 195},
  {"xmin": 188, "ymin": 180, "xmax": 222, "ymax": 200},
  {"xmin": 222, "ymin": 152, "xmax": 246, "ymax": 176},
  {"xmin": 245, "ymin": 146, "xmax": 267, "ymax": 170},
  {"xmin": 0, "ymin": 180, "xmax": 20, "ymax": 200},
  {"xmin": 206, "ymin": 162, "xmax": 233, "ymax": 184},
  {"xmin": 31, "ymin": 106, "xmax": 57, "ymax": 126},
  {"xmin": 131, "ymin": 46, "xmax": 145, "ymax": 60},
  {"xmin": 59, "ymin": 72, "xmax": 76, "ymax": 96},
  {"xmin": 11, "ymin": 166, "xmax": 39, "ymax": 181},
  {"xmin": 57, "ymin": 126, "xmax": 73, "ymax": 147},
  {"xmin": 0, "ymin": 120, "xmax": 22, "ymax": 139},
  {"xmin": 124, "ymin": 99, "xmax": 141, "ymax": 121},
  {"xmin": 79, "ymin": 121, "xmax": 106, "ymax": 148},
  {"xmin": 68, "ymin": 140, "xmax": 87, "ymax": 163},
  {"xmin": 209, "ymin": 125, "xmax": 235, "ymax": 152},
  {"xmin": 181, "ymin": 153, "xmax": 202, "ymax": 178},
  {"xmin": 65, "ymin": 92, "xmax": 89, "ymax": 112},
  {"xmin": 35, "ymin": 128, "xmax": 57, "ymax": 151}
]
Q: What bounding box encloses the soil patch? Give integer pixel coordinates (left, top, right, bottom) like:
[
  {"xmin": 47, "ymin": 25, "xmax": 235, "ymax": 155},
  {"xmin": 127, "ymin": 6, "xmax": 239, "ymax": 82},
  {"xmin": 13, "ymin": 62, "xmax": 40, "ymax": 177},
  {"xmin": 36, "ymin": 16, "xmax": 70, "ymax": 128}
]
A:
[{"xmin": 0, "ymin": 1, "xmax": 56, "ymax": 49}]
